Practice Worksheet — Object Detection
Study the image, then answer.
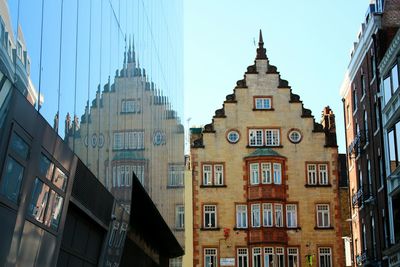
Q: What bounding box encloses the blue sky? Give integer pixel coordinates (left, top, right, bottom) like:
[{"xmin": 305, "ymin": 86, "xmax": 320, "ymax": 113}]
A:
[
  {"xmin": 184, "ymin": 0, "xmax": 371, "ymax": 152},
  {"xmin": 8, "ymin": 0, "xmax": 371, "ymax": 152}
]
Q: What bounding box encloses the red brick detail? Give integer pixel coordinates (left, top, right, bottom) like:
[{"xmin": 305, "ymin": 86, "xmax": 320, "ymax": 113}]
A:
[{"xmin": 248, "ymin": 228, "xmax": 288, "ymax": 244}]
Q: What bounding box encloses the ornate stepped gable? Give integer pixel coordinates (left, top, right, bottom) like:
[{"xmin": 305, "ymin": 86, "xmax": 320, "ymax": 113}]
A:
[{"xmin": 191, "ymin": 30, "xmax": 335, "ymax": 148}]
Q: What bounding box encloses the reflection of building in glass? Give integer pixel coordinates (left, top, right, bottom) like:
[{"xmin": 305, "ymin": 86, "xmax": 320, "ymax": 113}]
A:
[
  {"xmin": 191, "ymin": 31, "xmax": 344, "ymax": 267},
  {"xmin": 0, "ymin": 0, "xmax": 41, "ymax": 107},
  {"xmin": 65, "ymin": 42, "xmax": 185, "ymax": 248}
]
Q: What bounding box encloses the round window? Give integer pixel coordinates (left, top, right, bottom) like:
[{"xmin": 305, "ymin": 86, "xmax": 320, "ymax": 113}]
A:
[
  {"xmin": 288, "ymin": 129, "xmax": 302, "ymax": 144},
  {"xmin": 227, "ymin": 130, "xmax": 240, "ymax": 143}
]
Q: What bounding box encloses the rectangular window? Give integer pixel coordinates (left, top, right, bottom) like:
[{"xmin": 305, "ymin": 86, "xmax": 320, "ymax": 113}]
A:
[
  {"xmin": 251, "ymin": 204, "xmax": 261, "ymax": 227},
  {"xmin": 317, "ymin": 204, "xmax": 330, "ymax": 228},
  {"xmin": 121, "ymin": 99, "xmax": 140, "ymax": 113},
  {"xmin": 250, "ymin": 163, "xmax": 260, "ymax": 185},
  {"xmin": 249, "ymin": 129, "xmax": 263, "ymax": 146},
  {"xmin": 319, "ymin": 164, "xmax": 328, "ymax": 185},
  {"xmin": 44, "ymin": 190, "xmax": 64, "ymax": 230},
  {"xmin": 287, "ymin": 248, "xmax": 299, "ymax": 267},
  {"xmin": 276, "ymin": 247, "xmax": 285, "ymax": 267},
  {"xmin": 236, "ymin": 204, "xmax": 248, "ymax": 228},
  {"xmin": 214, "ymin": 164, "xmax": 224, "ymax": 185},
  {"xmin": 28, "ymin": 178, "xmax": 49, "ymax": 223},
  {"xmin": 318, "ymin": 247, "xmax": 332, "ymax": 267},
  {"xmin": 175, "ymin": 205, "xmax": 184, "ymax": 229},
  {"xmin": 275, "ymin": 204, "xmax": 283, "ymax": 227},
  {"xmin": 204, "ymin": 205, "xmax": 217, "ymax": 229},
  {"xmin": 0, "ymin": 156, "xmax": 25, "ymax": 204},
  {"xmin": 113, "ymin": 132, "xmax": 124, "ymax": 149},
  {"xmin": 255, "ymin": 97, "xmax": 272, "ymax": 110},
  {"xmin": 273, "ymin": 163, "xmax": 282, "ymax": 184},
  {"xmin": 264, "ymin": 247, "xmax": 274, "ymax": 267},
  {"xmin": 39, "ymin": 154, "xmax": 54, "ymax": 181},
  {"xmin": 237, "ymin": 248, "xmax": 248, "ymax": 267},
  {"xmin": 263, "ymin": 203, "xmax": 273, "ymax": 227},
  {"xmin": 202, "ymin": 163, "xmax": 225, "ymax": 186},
  {"xmin": 261, "ymin": 163, "xmax": 272, "ymax": 184},
  {"xmin": 204, "ymin": 248, "xmax": 217, "ymax": 267},
  {"xmin": 203, "ymin": 165, "xmax": 212, "ymax": 185},
  {"xmin": 265, "ymin": 129, "xmax": 280, "ymax": 146},
  {"xmin": 252, "ymin": 247, "xmax": 262, "ymax": 267},
  {"xmin": 168, "ymin": 164, "xmax": 184, "ymax": 187},
  {"xmin": 286, "ymin": 204, "xmax": 297, "ymax": 228},
  {"xmin": 307, "ymin": 163, "xmax": 329, "ymax": 185},
  {"xmin": 307, "ymin": 164, "xmax": 317, "ymax": 185}
]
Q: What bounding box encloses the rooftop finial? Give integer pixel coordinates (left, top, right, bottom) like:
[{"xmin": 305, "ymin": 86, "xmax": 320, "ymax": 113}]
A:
[
  {"xmin": 128, "ymin": 35, "xmax": 132, "ymax": 63},
  {"xmin": 256, "ymin": 29, "xmax": 267, "ymax": 60}
]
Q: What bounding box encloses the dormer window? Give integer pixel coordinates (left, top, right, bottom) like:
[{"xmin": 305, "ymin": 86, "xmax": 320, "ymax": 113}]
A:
[{"xmin": 254, "ymin": 96, "xmax": 272, "ymax": 110}]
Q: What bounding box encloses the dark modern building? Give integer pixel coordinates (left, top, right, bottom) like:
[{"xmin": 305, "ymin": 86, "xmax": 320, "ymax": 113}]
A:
[{"xmin": 340, "ymin": 0, "xmax": 400, "ymax": 266}]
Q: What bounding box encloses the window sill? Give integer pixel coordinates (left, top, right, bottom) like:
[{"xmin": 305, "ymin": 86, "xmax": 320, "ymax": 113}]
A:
[
  {"xmin": 120, "ymin": 111, "xmax": 141, "ymax": 114},
  {"xmin": 233, "ymin": 227, "xmax": 248, "ymax": 231},
  {"xmin": 200, "ymin": 227, "xmax": 220, "ymax": 231},
  {"xmin": 174, "ymin": 228, "xmax": 185, "ymax": 232},
  {"xmin": 167, "ymin": 185, "xmax": 184, "ymax": 189},
  {"xmin": 112, "ymin": 148, "xmax": 145, "ymax": 152},
  {"xmin": 249, "ymin": 183, "xmax": 283, "ymax": 186},
  {"xmin": 286, "ymin": 226, "xmax": 301, "ymax": 231},
  {"xmin": 246, "ymin": 145, "xmax": 283, "ymax": 149},
  {"xmin": 252, "ymin": 108, "xmax": 275, "ymax": 111},
  {"xmin": 314, "ymin": 226, "xmax": 334, "ymax": 230},
  {"xmin": 305, "ymin": 184, "xmax": 332, "ymax": 188},
  {"xmin": 200, "ymin": 185, "xmax": 227, "ymax": 188}
]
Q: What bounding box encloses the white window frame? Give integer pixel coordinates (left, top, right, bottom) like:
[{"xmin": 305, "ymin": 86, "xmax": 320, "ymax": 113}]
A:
[
  {"xmin": 264, "ymin": 247, "xmax": 274, "ymax": 267},
  {"xmin": 236, "ymin": 204, "xmax": 248, "ymax": 229},
  {"xmin": 307, "ymin": 164, "xmax": 317, "ymax": 185},
  {"xmin": 237, "ymin": 248, "xmax": 249, "ymax": 267},
  {"xmin": 263, "ymin": 203, "xmax": 273, "ymax": 227},
  {"xmin": 214, "ymin": 164, "xmax": 224, "ymax": 185},
  {"xmin": 318, "ymin": 247, "xmax": 332, "ymax": 267},
  {"xmin": 261, "ymin": 163, "xmax": 272, "ymax": 184},
  {"xmin": 204, "ymin": 248, "xmax": 217, "ymax": 267},
  {"xmin": 249, "ymin": 129, "xmax": 264, "ymax": 146},
  {"xmin": 252, "ymin": 247, "xmax": 262, "ymax": 267},
  {"xmin": 287, "ymin": 248, "xmax": 299, "ymax": 267},
  {"xmin": 175, "ymin": 204, "xmax": 184, "ymax": 229},
  {"xmin": 316, "ymin": 204, "xmax": 330, "ymax": 228},
  {"xmin": 168, "ymin": 164, "xmax": 184, "ymax": 187},
  {"xmin": 265, "ymin": 129, "xmax": 280, "ymax": 146},
  {"xmin": 113, "ymin": 132, "xmax": 124, "ymax": 150},
  {"xmin": 255, "ymin": 97, "xmax": 272, "ymax": 110},
  {"xmin": 286, "ymin": 204, "xmax": 297, "ymax": 228},
  {"xmin": 276, "ymin": 247, "xmax": 285, "ymax": 267},
  {"xmin": 275, "ymin": 204, "xmax": 283, "ymax": 227},
  {"xmin": 273, "ymin": 163, "xmax": 282, "ymax": 184},
  {"xmin": 204, "ymin": 205, "xmax": 217, "ymax": 229},
  {"xmin": 318, "ymin": 164, "xmax": 328, "ymax": 185},
  {"xmin": 203, "ymin": 164, "xmax": 212, "ymax": 185},
  {"xmin": 250, "ymin": 163, "xmax": 260, "ymax": 185},
  {"xmin": 251, "ymin": 204, "xmax": 261, "ymax": 227}
]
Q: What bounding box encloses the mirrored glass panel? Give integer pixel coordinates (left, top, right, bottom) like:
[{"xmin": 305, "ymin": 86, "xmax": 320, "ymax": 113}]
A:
[
  {"xmin": 44, "ymin": 190, "xmax": 63, "ymax": 231},
  {"xmin": 0, "ymin": 156, "xmax": 24, "ymax": 204},
  {"xmin": 53, "ymin": 168, "xmax": 67, "ymax": 191},
  {"xmin": 39, "ymin": 153, "xmax": 54, "ymax": 180},
  {"xmin": 28, "ymin": 178, "xmax": 49, "ymax": 223},
  {"xmin": 10, "ymin": 132, "xmax": 29, "ymax": 159}
]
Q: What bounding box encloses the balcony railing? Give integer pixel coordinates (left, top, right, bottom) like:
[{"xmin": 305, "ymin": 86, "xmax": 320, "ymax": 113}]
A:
[{"xmin": 348, "ymin": 131, "xmax": 367, "ymax": 157}]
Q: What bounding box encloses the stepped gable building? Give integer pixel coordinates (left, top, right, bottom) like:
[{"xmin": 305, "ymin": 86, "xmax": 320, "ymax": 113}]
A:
[
  {"xmin": 191, "ymin": 31, "xmax": 344, "ymax": 267},
  {"xmin": 340, "ymin": 1, "xmax": 400, "ymax": 266},
  {"xmin": 65, "ymin": 40, "xmax": 185, "ymax": 248}
]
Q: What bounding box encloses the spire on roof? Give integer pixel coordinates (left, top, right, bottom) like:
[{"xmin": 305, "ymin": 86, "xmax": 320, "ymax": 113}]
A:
[
  {"xmin": 256, "ymin": 29, "xmax": 267, "ymax": 60},
  {"xmin": 127, "ymin": 35, "xmax": 132, "ymax": 63}
]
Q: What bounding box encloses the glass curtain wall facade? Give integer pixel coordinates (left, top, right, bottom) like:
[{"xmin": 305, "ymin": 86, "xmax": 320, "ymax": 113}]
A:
[{"xmin": 5, "ymin": 0, "xmax": 184, "ymax": 266}]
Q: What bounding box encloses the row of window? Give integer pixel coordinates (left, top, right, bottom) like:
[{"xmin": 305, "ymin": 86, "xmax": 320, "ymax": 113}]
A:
[
  {"xmin": 121, "ymin": 99, "xmax": 141, "ymax": 113},
  {"xmin": 113, "ymin": 131, "xmax": 144, "ymax": 150},
  {"xmin": 249, "ymin": 129, "xmax": 280, "ymax": 147},
  {"xmin": 201, "ymin": 162, "xmax": 329, "ymax": 187},
  {"xmin": 204, "ymin": 247, "xmax": 332, "ymax": 267},
  {"xmin": 203, "ymin": 203, "xmax": 331, "ymax": 229},
  {"xmin": 0, "ymin": 131, "xmax": 67, "ymax": 232},
  {"xmin": 111, "ymin": 164, "xmax": 145, "ymax": 187}
]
